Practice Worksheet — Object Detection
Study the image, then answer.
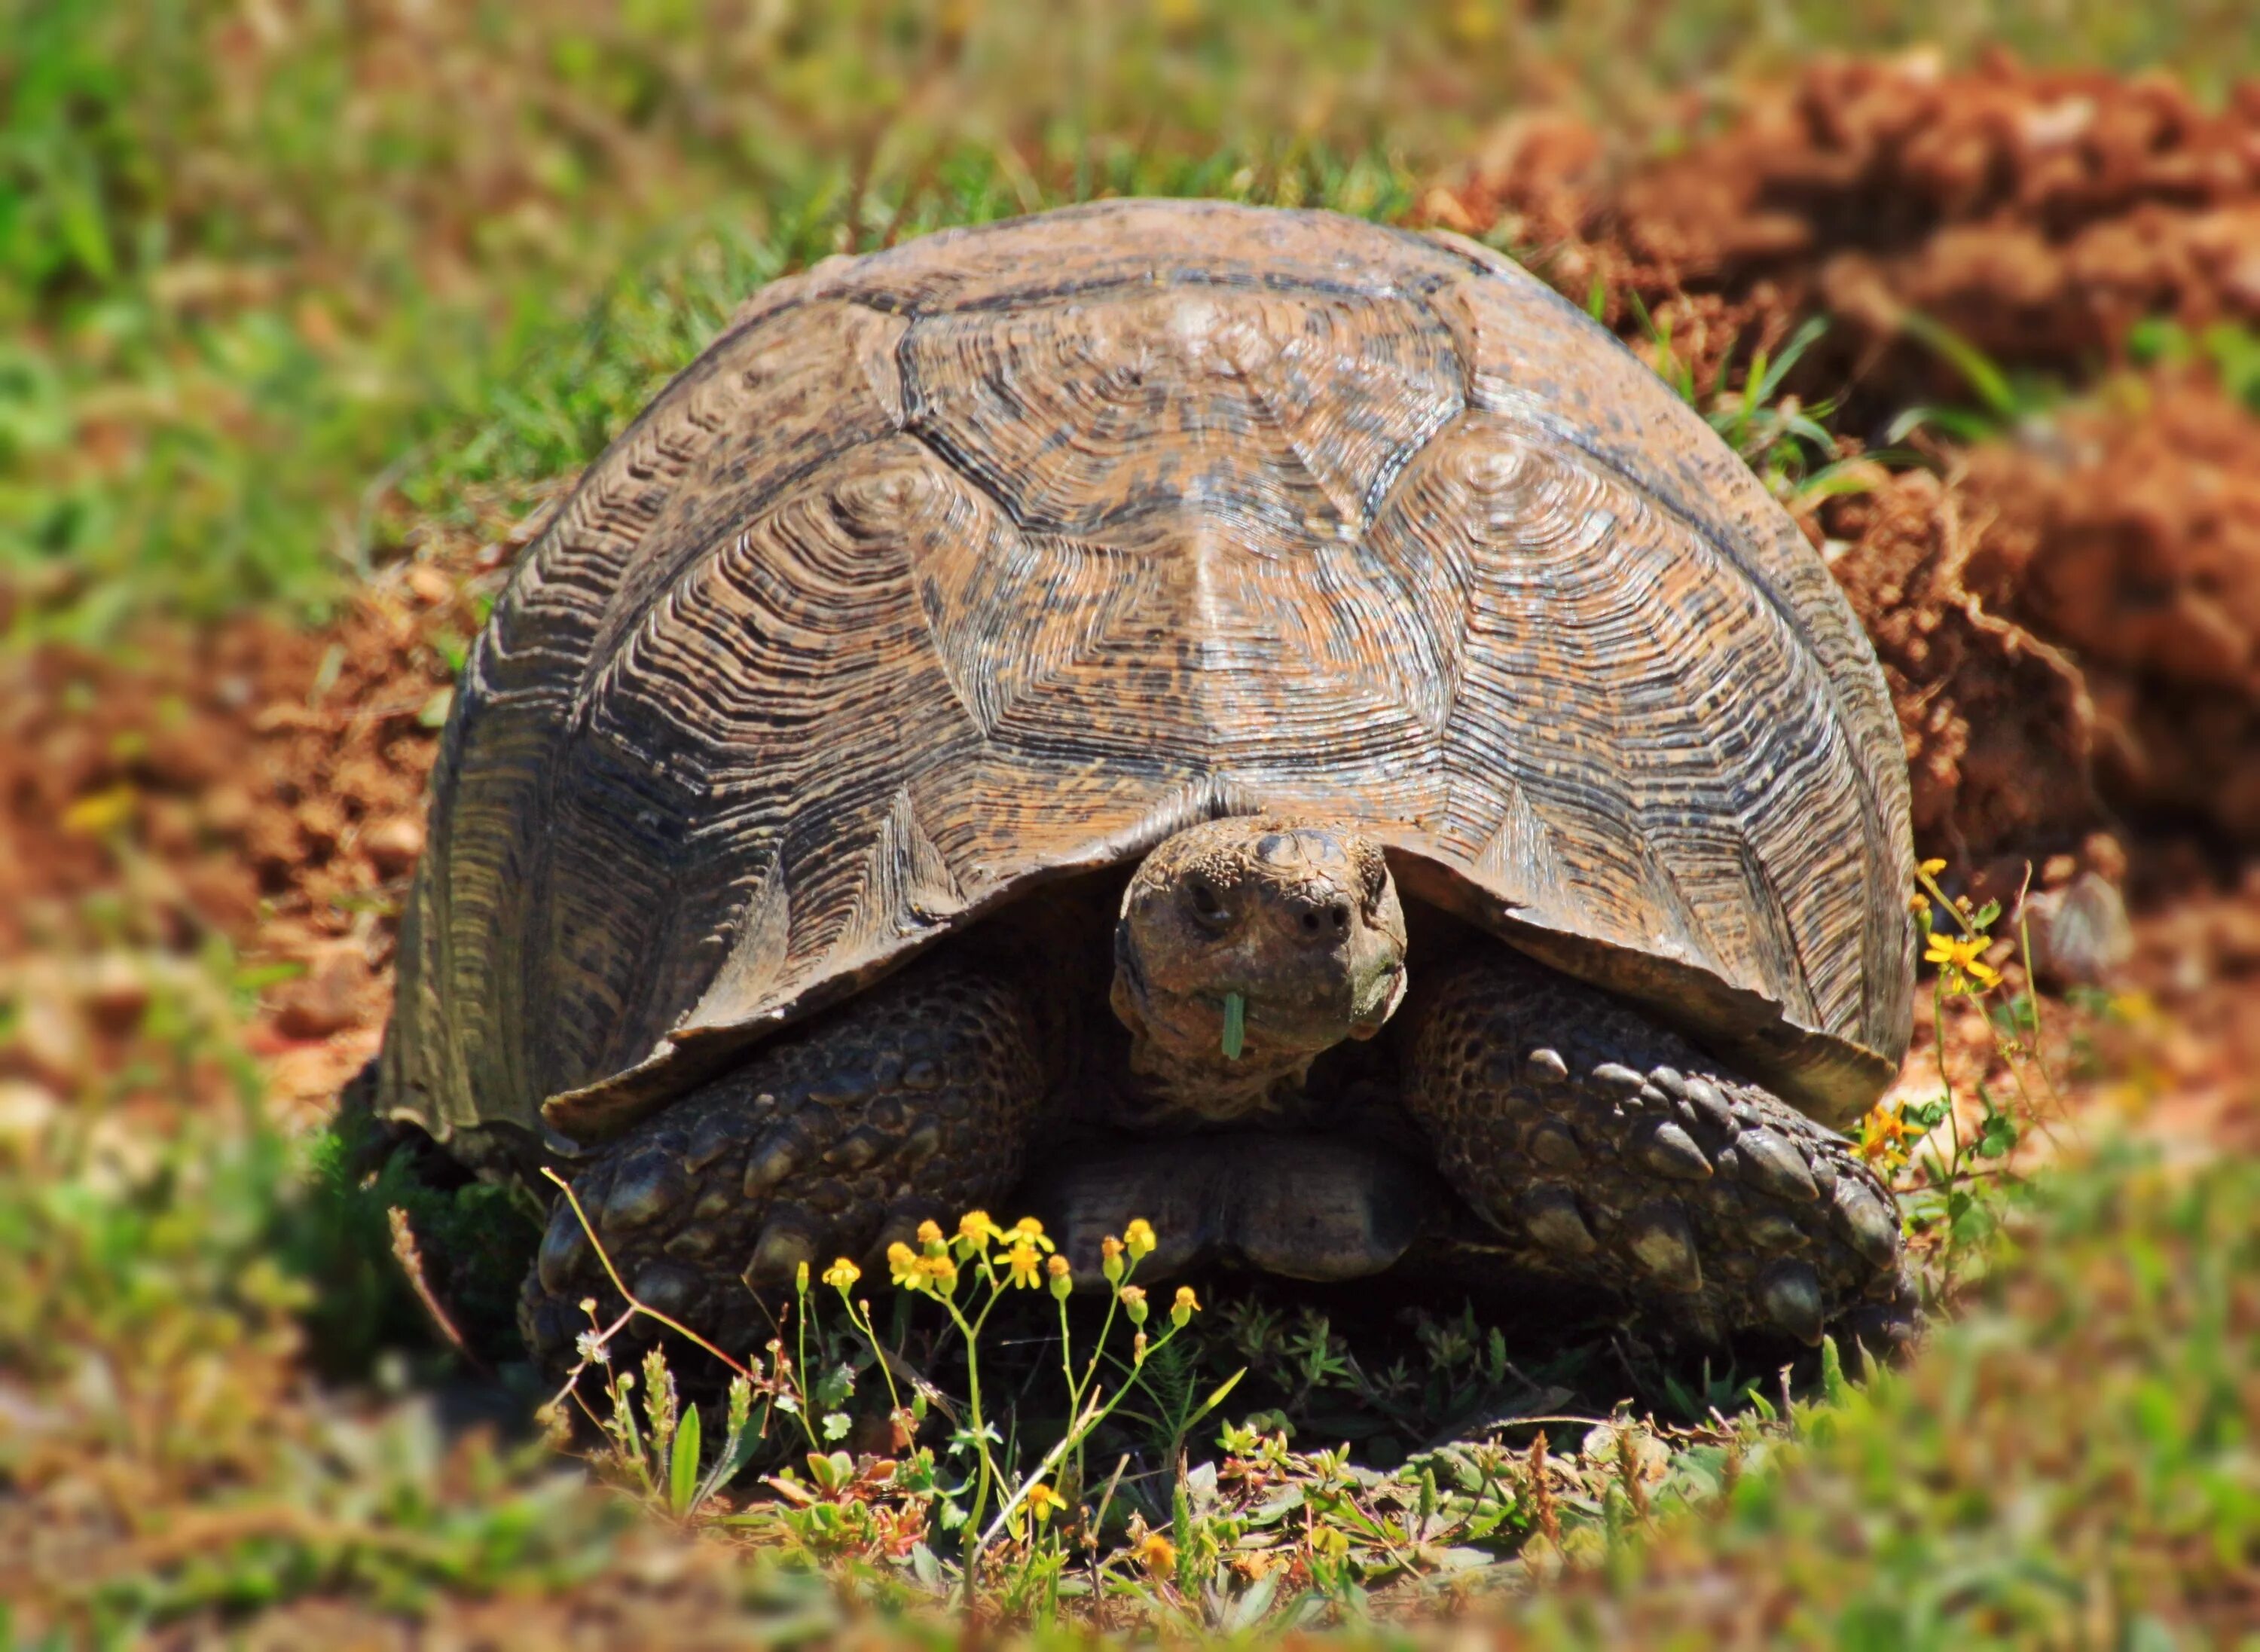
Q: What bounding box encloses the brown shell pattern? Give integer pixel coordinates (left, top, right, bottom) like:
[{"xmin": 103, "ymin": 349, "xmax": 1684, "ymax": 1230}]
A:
[{"xmin": 377, "ymin": 199, "xmax": 1914, "ymax": 1146}]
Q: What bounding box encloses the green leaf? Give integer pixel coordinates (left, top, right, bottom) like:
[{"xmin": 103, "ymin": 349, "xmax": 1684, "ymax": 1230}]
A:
[
  {"xmin": 1819, "ymin": 1334, "xmax": 1848, "ymax": 1406},
  {"xmin": 1898, "ymin": 310, "xmax": 2020, "ymax": 420},
  {"xmin": 1223, "ymin": 1573, "xmax": 1280, "ymax": 1631},
  {"xmin": 909, "ymin": 1541, "xmax": 945, "ymax": 1589},
  {"xmin": 668, "ymin": 1399, "xmax": 703, "ymax": 1518}
]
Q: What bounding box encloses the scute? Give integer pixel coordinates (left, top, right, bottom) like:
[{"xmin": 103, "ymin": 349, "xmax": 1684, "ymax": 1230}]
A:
[{"xmin": 377, "ymin": 200, "xmax": 1913, "ymax": 1155}]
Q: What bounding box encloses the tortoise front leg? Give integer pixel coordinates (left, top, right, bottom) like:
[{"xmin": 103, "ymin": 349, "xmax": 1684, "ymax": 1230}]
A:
[
  {"xmin": 520, "ymin": 952, "xmax": 1050, "ymax": 1374},
  {"xmin": 1399, "ymin": 949, "xmax": 1919, "ymax": 1358}
]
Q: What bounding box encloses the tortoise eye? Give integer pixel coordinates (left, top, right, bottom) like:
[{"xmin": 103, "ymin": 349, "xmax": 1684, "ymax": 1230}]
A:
[{"xmin": 1186, "ymin": 878, "xmax": 1231, "ymax": 929}]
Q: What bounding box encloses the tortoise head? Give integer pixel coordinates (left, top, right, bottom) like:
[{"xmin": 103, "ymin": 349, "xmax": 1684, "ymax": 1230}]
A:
[{"xmin": 1111, "ymin": 816, "xmax": 1407, "ymax": 1113}]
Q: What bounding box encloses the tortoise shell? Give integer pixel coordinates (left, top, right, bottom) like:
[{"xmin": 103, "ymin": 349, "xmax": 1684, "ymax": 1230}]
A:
[{"xmin": 377, "ymin": 199, "xmax": 1914, "ymax": 1149}]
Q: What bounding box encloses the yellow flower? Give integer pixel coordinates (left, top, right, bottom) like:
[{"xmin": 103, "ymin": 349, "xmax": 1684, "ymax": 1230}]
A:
[
  {"xmin": 1908, "ymin": 891, "xmax": 1930, "ymax": 916},
  {"xmin": 1005, "ymin": 1241, "xmax": 1042, "ymax": 1288},
  {"xmin": 1919, "ymin": 858, "xmax": 1947, "ymax": 878},
  {"xmin": 1048, "ymin": 1252, "xmax": 1073, "ymax": 1301},
  {"xmin": 1119, "ymin": 1284, "xmax": 1149, "ymax": 1325},
  {"xmin": 821, "ymin": 1257, "xmax": 861, "ymax": 1291},
  {"xmin": 1025, "ymin": 1481, "xmax": 1067, "ymax": 1523},
  {"xmin": 1171, "ymin": 1284, "xmax": 1200, "ymax": 1327},
  {"xmin": 1859, "ymin": 1102, "xmax": 1910, "ymax": 1171},
  {"xmin": 1100, "ymin": 1235, "xmax": 1125, "ymax": 1284},
  {"xmin": 958, "ymin": 1210, "xmax": 1004, "ymax": 1247},
  {"xmin": 917, "ymin": 1218, "xmax": 946, "ymax": 1253},
  {"xmin": 62, "ymin": 784, "xmax": 138, "ymax": 838},
  {"xmin": 1122, "ymin": 1218, "xmax": 1156, "ymax": 1260},
  {"xmin": 1006, "ymin": 1216, "xmax": 1054, "ymax": 1254},
  {"xmin": 917, "ymin": 1253, "xmax": 959, "ymax": 1294},
  {"xmin": 1924, "ymin": 932, "xmax": 2001, "ymax": 991},
  {"xmin": 1135, "ymin": 1531, "xmax": 1178, "ymax": 1574},
  {"xmin": 887, "ymin": 1241, "xmax": 921, "ymax": 1290}
]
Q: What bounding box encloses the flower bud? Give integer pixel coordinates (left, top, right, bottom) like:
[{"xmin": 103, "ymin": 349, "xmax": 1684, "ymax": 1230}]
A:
[
  {"xmin": 1171, "ymin": 1284, "xmax": 1200, "ymax": 1328},
  {"xmin": 1123, "ymin": 1217, "xmax": 1156, "ymax": 1260},
  {"xmin": 1047, "ymin": 1253, "xmax": 1072, "ymax": 1301},
  {"xmin": 1119, "ymin": 1284, "xmax": 1148, "ymax": 1326},
  {"xmin": 1101, "ymin": 1235, "xmax": 1125, "ymax": 1284}
]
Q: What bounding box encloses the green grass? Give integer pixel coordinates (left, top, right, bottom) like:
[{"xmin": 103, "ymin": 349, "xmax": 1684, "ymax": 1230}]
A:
[{"xmin": 7, "ymin": 1012, "xmax": 2252, "ymax": 1643}]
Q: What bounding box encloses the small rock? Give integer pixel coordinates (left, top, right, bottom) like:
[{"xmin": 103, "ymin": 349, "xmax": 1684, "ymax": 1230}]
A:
[
  {"xmin": 362, "ymin": 815, "xmax": 426, "ymax": 877},
  {"xmin": 2020, "ymin": 871, "xmax": 2133, "ymax": 987}
]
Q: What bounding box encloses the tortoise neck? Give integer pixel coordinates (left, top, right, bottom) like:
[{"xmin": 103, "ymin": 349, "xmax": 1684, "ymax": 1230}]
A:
[{"xmin": 1119, "ymin": 1026, "xmax": 1314, "ymax": 1120}]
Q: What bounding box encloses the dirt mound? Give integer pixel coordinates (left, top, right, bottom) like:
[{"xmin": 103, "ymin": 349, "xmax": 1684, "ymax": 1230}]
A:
[
  {"xmin": 1441, "ymin": 52, "xmax": 2260, "ymax": 419},
  {"xmin": 1821, "ymin": 369, "xmax": 2260, "ymax": 861}
]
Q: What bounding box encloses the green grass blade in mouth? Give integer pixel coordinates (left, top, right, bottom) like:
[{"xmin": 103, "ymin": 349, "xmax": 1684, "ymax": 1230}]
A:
[{"xmin": 1222, "ymin": 991, "xmax": 1246, "ymax": 1061}]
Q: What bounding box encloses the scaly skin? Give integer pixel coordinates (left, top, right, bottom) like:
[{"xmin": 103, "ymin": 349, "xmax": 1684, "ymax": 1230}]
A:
[
  {"xmin": 1398, "ymin": 946, "xmax": 1917, "ymax": 1357},
  {"xmin": 519, "ymin": 951, "xmax": 1051, "ymax": 1370}
]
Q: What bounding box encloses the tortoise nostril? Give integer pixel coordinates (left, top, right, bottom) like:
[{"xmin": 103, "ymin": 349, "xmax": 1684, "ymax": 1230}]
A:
[
  {"xmin": 1330, "ymin": 902, "xmax": 1350, "ymax": 930},
  {"xmin": 1300, "ymin": 909, "xmax": 1322, "ymax": 934}
]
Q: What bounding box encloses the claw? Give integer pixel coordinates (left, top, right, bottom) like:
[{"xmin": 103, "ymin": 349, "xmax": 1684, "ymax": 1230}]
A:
[
  {"xmin": 1831, "ymin": 1178, "xmax": 1901, "ymax": 1267},
  {"xmin": 824, "ymin": 1124, "xmax": 887, "ymax": 1171},
  {"xmin": 1636, "ymin": 1120, "xmax": 1713, "ymax": 1180},
  {"xmin": 684, "ymin": 1108, "xmax": 757, "ymax": 1174},
  {"xmin": 1520, "ymin": 1186, "xmax": 1596, "ymax": 1254},
  {"xmin": 1591, "ymin": 1062, "xmax": 1646, "ymax": 1097},
  {"xmin": 743, "ymin": 1120, "xmax": 814, "ymax": 1196},
  {"xmin": 1623, "ymin": 1201, "xmax": 1703, "ymax": 1292},
  {"xmin": 1526, "ymin": 1119, "xmax": 1584, "ymax": 1170},
  {"xmin": 537, "ymin": 1197, "xmax": 592, "ymax": 1293},
  {"xmin": 897, "ymin": 1116, "xmax": 943, "ymax": 1168},
  {"xmin": 633, "ymin": 1262, "xmax": 701, "ymax": 1318},
  {"xmin": 1744, "ymin": 1206, "xmax": 1806, "ymax": 1250},
  {"xmin": 743, "ymin": 1208, "xmax": 820, "ymax": 1287},
  {"xmin": 1682, "ymin": 1076, "xmax": 1736, "ymax": 1134},
  {"xmin": 601, "ymin": 1150, "xmax": 688, "ymax": 1232},
  {"xmin": 1737, "ymin": 1126, "xmax": 1820, "ymax": 1202},
  {"xmin": 1758, "ymin": 1258, "xmax": 1826, "ymax": 1345}
]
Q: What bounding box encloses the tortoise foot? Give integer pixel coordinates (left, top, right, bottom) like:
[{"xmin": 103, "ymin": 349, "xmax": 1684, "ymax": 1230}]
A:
[
  {"xmin": 1402, "ymin": 950, "xmax": 1919, "ymax": 1358},
  {"xmin": 518, "ymin": 954, "xmax": 1048, "ymax": 1377}
]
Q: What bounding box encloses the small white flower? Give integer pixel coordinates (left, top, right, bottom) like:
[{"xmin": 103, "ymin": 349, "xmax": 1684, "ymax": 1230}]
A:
[{"xmin": 576, "ymin": 1330, "xmax": 611, "ymax": 1366}]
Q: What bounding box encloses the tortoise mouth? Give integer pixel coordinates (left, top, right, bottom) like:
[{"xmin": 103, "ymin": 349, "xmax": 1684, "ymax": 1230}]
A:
[{"xmin": 1020, "ymin": 1129, "xmax": 1454, "ymax": 1285}]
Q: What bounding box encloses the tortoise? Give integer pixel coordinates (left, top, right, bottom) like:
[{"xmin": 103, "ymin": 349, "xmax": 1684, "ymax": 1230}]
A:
[{"xmin": 374, "ymin": 199, "xmax": 1920, "ymax": 1370}]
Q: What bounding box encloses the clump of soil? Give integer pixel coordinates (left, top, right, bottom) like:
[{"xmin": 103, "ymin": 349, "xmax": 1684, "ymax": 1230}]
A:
[
  {"xmin": 1440, "ymin": 50, "xmax": 2260, "ymax": 420},
  {"xmin": 1820, "ymin": 369, "xmax": 2260, "ymax": 860}
]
